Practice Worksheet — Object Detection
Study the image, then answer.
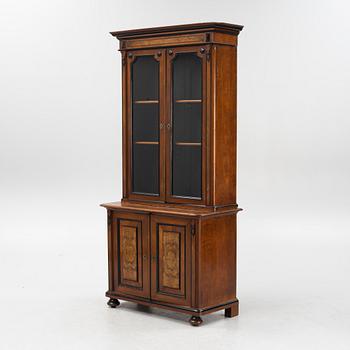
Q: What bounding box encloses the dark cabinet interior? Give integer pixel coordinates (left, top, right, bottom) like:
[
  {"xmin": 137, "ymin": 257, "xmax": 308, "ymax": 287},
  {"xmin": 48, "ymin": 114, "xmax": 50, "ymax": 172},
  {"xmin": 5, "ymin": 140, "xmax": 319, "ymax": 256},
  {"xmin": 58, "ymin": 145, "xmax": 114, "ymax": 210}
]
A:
[
  {"xmin": 127, "ymin": 47, "xmax": 206, "ymax": 203},
  {"xmin": 131, "ymin": 55, "xmax": 160, "ymax": 195},
  {"xmin": 172, "ymin": 53, "xmax": 202, "ymax": 199}
]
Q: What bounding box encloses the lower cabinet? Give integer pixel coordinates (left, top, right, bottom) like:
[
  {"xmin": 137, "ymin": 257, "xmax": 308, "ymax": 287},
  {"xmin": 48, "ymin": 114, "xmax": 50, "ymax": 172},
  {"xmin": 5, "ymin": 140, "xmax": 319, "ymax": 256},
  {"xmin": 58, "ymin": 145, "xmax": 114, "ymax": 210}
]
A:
[
  {"xmin": 106, "ymin": 206, "xmax": 239, "ymax": 325},
  {"xmin": 110, "ymin": 211, "xmax": 193, "ymax": 306}
]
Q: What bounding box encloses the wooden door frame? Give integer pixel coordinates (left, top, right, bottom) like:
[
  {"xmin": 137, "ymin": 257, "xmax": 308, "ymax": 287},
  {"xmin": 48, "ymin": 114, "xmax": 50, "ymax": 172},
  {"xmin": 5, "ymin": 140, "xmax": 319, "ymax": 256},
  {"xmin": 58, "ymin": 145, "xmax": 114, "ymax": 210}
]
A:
[
  {"xmin": 164, "ymin": 45, "xmax": 210, "ymax": 205},
  {"xmin": 124, "ymin": 48, "xmax": 166, "ymax": 203},
  {"xmin": 150, "ymin": 215, "xmax": 193, "ymax": 306}
]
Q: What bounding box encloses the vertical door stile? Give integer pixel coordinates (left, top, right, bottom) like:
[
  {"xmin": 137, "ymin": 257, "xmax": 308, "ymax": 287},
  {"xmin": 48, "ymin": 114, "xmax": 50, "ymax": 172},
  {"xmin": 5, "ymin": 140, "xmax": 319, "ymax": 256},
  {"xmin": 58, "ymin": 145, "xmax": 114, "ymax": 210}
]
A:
[
  {"xmin": 122, "ymin": 52, "xmax": 127, "ymax": 199},
  {"xmin": 199, "ymin": 47, "xmax": 208, "ymax": 206},
  {"xmin": 158, "ymin": 49, "xmax": 166, "ymax": 201},
  {"xmin": 126, "ymin": 52, "xmax": 133, "ymax": 200},
  {"xmin": 150, "ymin": 215, "xmax": 158, "ymax": 301},
  {"xmin": 148, "ymin": 213, "xmax": 152, "ymax": 297},
  {"xmin": 204, "ymin": 45, "xmax": 211, "ymax": 205},
  {"xmin": 165, "ymin": 48, "xmax": 172, "ymax": 203},
  {"xmin": 107, "ymin": 210, "xmax": 114, "ymax": 292}
]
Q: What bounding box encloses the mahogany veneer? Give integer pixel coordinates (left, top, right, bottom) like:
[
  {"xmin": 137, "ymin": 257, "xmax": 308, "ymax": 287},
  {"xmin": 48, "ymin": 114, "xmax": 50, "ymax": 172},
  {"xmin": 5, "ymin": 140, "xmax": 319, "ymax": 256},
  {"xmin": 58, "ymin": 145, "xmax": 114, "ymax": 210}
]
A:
[{"xmin": 102, "ymin": 22, "xmax": 243, "ymax": 326}]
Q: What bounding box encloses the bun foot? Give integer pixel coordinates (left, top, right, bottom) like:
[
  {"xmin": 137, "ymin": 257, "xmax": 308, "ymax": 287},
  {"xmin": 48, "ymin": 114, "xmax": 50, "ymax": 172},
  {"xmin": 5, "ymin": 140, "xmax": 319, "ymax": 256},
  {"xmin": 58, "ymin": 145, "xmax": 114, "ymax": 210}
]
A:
[
  {"xmin": 107, "ymin": 298, "xmax": 120, "ymax": 308},
  {"xmin": 189, "ymin": 316, "xmax": 203, "ymax": 326}
]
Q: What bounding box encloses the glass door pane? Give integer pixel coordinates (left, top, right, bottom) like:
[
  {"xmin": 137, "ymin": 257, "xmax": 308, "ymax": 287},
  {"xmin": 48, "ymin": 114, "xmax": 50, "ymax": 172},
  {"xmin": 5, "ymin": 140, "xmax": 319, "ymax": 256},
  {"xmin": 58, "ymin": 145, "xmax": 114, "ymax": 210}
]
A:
[
  {"xmin": 131, "ymin": 56, "xmax": 159, "ymax": 195},
  {"xmin": 171, "ymin": 53, "xmax": 202, "ymax": 198}
]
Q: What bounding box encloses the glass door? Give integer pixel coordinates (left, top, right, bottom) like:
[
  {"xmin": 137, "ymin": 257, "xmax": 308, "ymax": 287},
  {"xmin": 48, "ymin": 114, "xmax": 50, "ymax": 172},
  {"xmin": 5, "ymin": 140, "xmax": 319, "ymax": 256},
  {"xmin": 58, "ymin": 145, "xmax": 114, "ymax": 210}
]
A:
[
  {"xmin": 126, "ymin": 49, "xmax": 165, "ymax": 201},
  {"xmin": 166, "ymin": 47, "xmax": 207, "ymax": 203}
]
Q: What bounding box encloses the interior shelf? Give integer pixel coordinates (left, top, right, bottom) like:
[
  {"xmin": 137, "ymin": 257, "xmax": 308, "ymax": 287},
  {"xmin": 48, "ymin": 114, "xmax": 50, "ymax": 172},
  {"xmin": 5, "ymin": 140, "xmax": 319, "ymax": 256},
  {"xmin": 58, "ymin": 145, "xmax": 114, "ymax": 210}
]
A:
[
  {"xmin": 134, "ymin": 100, "xmax": 159, "ymax": 104},
  {"xmin": 175, "ymin": 142, "xmax": 202, "ymax": 146},
  {"xmin": 134, "ymin": 141, "xmax": 159, "ymax": 145},
  {"xmin": 175, "ymin": 99, "xmax": 202, "ymax": 103}
]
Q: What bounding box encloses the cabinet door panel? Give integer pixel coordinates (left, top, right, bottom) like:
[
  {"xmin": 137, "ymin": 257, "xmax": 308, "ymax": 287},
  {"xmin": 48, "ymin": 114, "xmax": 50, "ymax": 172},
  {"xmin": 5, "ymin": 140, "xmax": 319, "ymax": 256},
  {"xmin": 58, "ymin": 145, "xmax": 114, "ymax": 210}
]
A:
[
  {"xmin": 132, "ymin": 56, "xmax": 159, "ymax": 195},
  {"xmin": 111, "ymin": 212, "xmax": 150, "ymax": 298},
  {"xmin": 151, "ymin": 215, "xmax": 192, "ymax": 306},
  {"xmin": 165, "ymin": 46, "xmax": 208, "ymax": 204},
  {"xmin": 126, "ymin": 50, "xmax": 166, "ymax": 201}
]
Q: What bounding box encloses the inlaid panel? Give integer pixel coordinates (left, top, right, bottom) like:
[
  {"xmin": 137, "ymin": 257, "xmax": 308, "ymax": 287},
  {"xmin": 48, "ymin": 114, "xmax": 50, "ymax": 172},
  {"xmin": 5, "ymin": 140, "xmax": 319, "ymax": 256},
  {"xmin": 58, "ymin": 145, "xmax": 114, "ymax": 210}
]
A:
[
  {"xmin": 120, "ymin": 225, "xmax": 138, "ymax": 282},
  {"xmin": 158, "ymin": 225, "xmax": 184, "ymax": 296},
  {"xmin": 119, "ymin": 220, "xmax": 142, "ymax": 287},
  {"xmin": 160, "ymin": 230, "xmax": 180, "ymax": 289}
]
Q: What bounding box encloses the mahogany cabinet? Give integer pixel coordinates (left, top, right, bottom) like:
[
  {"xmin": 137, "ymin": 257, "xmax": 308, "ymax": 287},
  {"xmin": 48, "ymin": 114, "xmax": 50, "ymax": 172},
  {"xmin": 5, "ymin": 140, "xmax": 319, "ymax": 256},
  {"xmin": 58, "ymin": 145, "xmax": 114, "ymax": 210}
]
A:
[{"xmin": 102, "ymin": 22, "xmax": 243, "ymax": 326}]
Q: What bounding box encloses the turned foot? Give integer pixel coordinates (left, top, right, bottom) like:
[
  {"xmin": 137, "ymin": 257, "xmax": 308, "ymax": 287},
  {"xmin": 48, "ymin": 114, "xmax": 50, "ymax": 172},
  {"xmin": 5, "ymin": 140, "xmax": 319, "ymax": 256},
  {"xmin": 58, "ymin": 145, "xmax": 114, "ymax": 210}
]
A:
[
  {"xmin": 107, "ymin": 298, "xmax": 120, "ymax": 308},
  {"xmin": 189, "ymin": 316, "xmax": 203, "ymax": 326},
  {"xmin": 224, "ymin": 303, "xmax": 239, "ymax": 318}
]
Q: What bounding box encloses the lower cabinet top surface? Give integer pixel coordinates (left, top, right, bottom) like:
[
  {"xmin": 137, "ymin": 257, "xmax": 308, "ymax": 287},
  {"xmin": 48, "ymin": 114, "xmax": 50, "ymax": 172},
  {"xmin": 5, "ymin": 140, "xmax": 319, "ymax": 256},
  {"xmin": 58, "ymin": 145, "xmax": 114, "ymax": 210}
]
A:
[{"xmin": 101, "ymin": 201, "xmax": 241, "ymax": 218}]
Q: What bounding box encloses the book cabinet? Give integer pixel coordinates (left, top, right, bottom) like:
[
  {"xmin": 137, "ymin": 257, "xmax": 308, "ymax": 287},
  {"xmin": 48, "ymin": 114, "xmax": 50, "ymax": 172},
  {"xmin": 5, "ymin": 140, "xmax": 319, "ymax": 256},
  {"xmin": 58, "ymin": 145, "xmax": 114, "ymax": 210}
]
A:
[{"xmin": 102, "ymin": 22, "xmax": 243, "ymax": 326}]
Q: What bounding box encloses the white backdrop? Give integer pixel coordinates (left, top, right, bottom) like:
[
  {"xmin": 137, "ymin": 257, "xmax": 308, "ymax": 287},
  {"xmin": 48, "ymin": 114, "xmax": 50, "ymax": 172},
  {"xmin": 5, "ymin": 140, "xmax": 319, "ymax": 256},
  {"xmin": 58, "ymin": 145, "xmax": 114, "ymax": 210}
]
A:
[{"xmin": 1, "ymin": 0, "xmax": 350, "ymax": 349}]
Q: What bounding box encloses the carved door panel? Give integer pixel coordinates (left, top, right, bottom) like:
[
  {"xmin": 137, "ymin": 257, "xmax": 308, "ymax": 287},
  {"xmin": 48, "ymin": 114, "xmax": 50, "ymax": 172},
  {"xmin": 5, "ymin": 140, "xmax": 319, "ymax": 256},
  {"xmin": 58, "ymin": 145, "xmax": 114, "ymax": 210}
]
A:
[
  {"xmin": 112, "ymin": 212, "xmax": 150, "ymax": 298},
  {"xmin": 150, "ymin": 215, "xmax": 193, "ymax": 306}
]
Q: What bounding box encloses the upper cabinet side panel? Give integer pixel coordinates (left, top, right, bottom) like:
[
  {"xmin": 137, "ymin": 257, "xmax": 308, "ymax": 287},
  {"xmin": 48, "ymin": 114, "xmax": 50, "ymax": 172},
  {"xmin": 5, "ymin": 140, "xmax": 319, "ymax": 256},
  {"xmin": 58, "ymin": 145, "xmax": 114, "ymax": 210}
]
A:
[{"xmin": 212, "ymin": 45, "xmax": 237, "ymax": 206}]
